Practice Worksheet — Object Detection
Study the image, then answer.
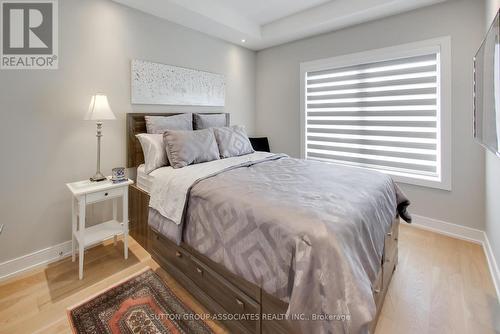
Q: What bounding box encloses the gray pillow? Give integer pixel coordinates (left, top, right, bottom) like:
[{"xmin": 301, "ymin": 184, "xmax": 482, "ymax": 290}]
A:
[
  {"xmin": 163, "ymin": 129, "xmax": 220, "ymax": 168},
  {"xmin": 145, "ymin": 114, "xmax": 193, "ymax": 134},
  {"xmin": 213, "ymin": 125, "xmax": 255, "ymax": 158},
  {"xmin": 193, "ymin": 113, "xmax": 227, "ymax": 129}
]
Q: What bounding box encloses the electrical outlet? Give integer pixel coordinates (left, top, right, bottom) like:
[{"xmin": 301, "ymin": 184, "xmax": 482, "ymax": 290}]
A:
[{"xmin": 0, "ymin": 224, "xmax": 3, "ymax": 235}]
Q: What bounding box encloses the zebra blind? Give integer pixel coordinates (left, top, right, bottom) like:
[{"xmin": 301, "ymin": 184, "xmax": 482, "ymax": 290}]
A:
[{"xmin": 304, "ymin": 52, "xmax": 440, "ymax": 181}]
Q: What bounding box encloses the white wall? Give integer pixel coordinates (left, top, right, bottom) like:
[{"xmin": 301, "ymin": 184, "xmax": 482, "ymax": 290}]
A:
[
  {"xmin": 256, "ymin": 0, "xmax": 485, "ymax": 230},
  {"xmin": 485, "ymin": 0, "xmax": 500, "ymax": 280},
  {"xmin": 0, "ymin": 0, "xmax": 256, "ymax": 263}
]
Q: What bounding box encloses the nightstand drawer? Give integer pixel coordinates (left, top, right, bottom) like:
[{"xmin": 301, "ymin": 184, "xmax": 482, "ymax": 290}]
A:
[{"xmin": 86, "ymin": 187, "xmax": 123, "ymax": 204}]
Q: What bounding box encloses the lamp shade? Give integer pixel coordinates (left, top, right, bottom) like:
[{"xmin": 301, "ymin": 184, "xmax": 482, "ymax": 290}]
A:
[{"xmin": 84, "ymin": 94, "xmax": 116, "ymax": 121}]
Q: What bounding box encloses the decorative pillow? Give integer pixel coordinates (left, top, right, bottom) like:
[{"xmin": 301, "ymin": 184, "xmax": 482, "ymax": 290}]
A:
[
  {"xmin": 136, "ymin": 134, "xmax": 167, "ymax": 174},
  {"xmin": 213, "ymin": 125, "xmax": 255, "ymax": 158},
  {"xmin": 163, "ymin": 129, "xmax": 220, "ymax": 168},
  {"xmin": 145, "ymin": 114, "xmax": 193, "ymax": 134},
  {"xmin": 193, "ymin": 113, "xmax": 227, "ymax": 130}
]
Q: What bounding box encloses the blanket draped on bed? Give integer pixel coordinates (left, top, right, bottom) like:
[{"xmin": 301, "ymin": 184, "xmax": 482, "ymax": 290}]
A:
[{"xmin": 149, "ymin": 153, "xmax": 410, "ymax": 334}]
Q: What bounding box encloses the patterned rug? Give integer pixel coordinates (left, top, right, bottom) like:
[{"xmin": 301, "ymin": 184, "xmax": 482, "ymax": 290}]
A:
[{"xmin": 68, "ymin": 269, "xmax": 214, "ymax": 334}]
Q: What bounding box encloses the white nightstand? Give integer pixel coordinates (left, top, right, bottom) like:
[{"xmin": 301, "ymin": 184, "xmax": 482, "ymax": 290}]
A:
[{"xmin": 66, "ymin": 178, "xmax": 134, "ymax": 280}]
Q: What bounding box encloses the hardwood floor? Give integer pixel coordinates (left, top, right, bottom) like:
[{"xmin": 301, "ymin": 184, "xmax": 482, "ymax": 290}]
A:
[
  {"xmin": 0, "ymin": 238, "xmax": 228, "ymax": 334},
  {"xmin": 0, "ymin": 224, "xmax": 498, "ymax": 334},
  {"xmin": 375, "ymin": 225, "xmax": 500, "ymax": 334}
]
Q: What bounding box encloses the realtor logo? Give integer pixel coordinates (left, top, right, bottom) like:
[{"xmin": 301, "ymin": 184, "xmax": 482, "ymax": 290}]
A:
[{"xmin": 1, "ymin": 0, "xmax": 58, "ymax": 69}]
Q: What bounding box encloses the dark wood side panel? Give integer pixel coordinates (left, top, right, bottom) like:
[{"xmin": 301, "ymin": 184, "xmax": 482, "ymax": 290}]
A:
[
  {"xmin": 126, "ymin": 113, "xmax": 230, "ymax": 168},
  {"xmin": 129, "ymin": 184, "xmax": 149, "ymax": 251}
]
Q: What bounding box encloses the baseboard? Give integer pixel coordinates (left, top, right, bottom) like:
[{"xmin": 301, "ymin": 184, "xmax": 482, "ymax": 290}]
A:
[
  {"xmin": 483, "ymin": 233, "xmax": 500, "ymax": 301},
  {"xmin": 0, "ymin": 240, "xmax": 72, "ymax": 282},
  {"xmin": 411, "ymin": 214, "xmax": 484, "ymax": 244},
  {"xmin": 409, "ymin": 214, "xmax": 500, "ymax": 300}
]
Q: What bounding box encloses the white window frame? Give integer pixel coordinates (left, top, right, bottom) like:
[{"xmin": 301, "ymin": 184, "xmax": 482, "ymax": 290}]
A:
[{"xmin": 300, "ymin": 37, "xmax": 452, "ymax": 191}]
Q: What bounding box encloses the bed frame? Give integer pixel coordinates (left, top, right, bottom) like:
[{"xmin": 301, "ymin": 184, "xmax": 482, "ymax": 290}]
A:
[{"xmin": 126, "ymin": 113, "xmax": 399, "ymax": 334}]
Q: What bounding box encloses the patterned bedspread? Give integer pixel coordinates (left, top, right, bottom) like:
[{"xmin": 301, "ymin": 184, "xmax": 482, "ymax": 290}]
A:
[{"xmin": 149, "ymin": 155, "xmax": 410, "ymax": 333}]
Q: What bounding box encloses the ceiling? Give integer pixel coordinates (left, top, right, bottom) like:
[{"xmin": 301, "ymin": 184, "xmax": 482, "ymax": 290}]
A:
[
  {"xmin": 112, "ymin": 0, "xmax": 449, "ymax": 50},
  {"xmin": 214, "ymin": 0, "xmax": 331, "ymax": 25}
]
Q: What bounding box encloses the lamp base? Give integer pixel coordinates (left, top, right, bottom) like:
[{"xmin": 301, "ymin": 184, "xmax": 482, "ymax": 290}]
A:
[{"xmin": 90, "ymin": 172, "xmax": 107, "ymax": 182}]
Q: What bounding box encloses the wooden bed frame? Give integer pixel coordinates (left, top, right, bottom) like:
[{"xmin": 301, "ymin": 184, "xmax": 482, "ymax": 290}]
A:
[{"xmin": 126, "ymin": 113, "xmax": 399, "ymax": 334}]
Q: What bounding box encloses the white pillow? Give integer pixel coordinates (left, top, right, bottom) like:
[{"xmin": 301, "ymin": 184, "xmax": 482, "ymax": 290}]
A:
[{"xmin": 136, "ymin": 133, "xmax": 167, "ymax": 174}]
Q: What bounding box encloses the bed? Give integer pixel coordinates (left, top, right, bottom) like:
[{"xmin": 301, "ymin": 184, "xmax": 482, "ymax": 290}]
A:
[{"xmin": 126, "ymin": 113, "xmax": 409, "ymax": 334}]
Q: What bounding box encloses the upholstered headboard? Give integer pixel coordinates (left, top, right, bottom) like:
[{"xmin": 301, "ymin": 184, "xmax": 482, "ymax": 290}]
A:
[{"xmin": 126, "ymin": 113, "xmax": 230, "ymax": 168}]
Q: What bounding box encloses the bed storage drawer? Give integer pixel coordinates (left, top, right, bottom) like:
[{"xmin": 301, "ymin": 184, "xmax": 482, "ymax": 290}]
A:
[
  {"xmin": 384, "ymin": 218, "xmax": 399, "ymax": 262},
  {"xmin": 189, "ymin": 256, "xmax": 261, "ymax": 333},
  {"xmin": 372, "ymin": 269, "xmax": 384, "ymax": 308},
  {"xmin": 151, "ymin": 230, "xmax": 191, "ymax": 275},
  {"xmin": 383, "ymin": 246, "xmax": 397, "ymax": 293}
]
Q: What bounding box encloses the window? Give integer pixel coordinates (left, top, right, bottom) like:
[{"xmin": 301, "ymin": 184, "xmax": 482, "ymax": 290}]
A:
[{"xmin": 300, "ymin": 38, "xmax": 451, "ymax": 190}]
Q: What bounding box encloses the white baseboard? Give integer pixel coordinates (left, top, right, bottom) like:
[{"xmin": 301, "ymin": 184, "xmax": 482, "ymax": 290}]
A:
[
  {"xmin": 0, "ymin": 240, "xmax": 72, "ymax": 282},
  {"xmin": 411, "ymin": 214, "xmax": 485, "ymax": 244},
  {"xmin": 483, "ymin": 232, "xmax": 500, "ymax": 301},
  {"xmin": 409, "ymin": 214, "xmax": 500, "ymax": 300}
]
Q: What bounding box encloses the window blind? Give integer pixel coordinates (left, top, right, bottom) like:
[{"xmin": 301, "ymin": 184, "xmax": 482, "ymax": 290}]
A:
[{"xmin": 304, "ymin": 53, "xmax": 440, "ymax": 180}]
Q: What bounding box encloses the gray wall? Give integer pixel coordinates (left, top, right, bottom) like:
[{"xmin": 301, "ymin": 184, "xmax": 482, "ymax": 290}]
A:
[
  {"xmin": 0, "ymin": 0, "xmax": 256, "ymax": 263},
  {"xmin": 256, "ymin": 0, "xmax": 485, "ymax": 230},
  {"xmin": 485, "ymin": 0, "xmax": 500, "ymax": 278}
]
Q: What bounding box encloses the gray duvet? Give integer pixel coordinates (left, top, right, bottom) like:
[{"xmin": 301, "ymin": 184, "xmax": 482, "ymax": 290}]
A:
[{"xmin": 150, "ymin": 156, "xmax": 410, "ymax": 333}]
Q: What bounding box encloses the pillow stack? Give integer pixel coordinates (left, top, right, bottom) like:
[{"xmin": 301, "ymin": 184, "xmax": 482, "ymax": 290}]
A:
[
  {"xmin": 136, "ymin": 114, "xmax": 192, "ymax": 173},
  {"xmin": 136, "ymin": 113, "xmax": 255, "ymax": 172}
]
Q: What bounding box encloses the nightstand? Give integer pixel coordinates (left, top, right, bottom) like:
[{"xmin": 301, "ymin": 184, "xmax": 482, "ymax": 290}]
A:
[{"xmin": 66, "ymin": 178, "xmax": 133, "ymax": 279}]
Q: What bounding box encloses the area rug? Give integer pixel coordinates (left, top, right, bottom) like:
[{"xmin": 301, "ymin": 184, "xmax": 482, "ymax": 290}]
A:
[{"xmin": 68, "ymin": 269, "xmax": 214, "ymax": 334}]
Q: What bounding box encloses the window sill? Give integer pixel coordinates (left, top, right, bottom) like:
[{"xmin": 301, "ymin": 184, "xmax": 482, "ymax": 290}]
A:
[{"xmin": 390, "ymin": 173, "xmax": 451, "ymax": 191}]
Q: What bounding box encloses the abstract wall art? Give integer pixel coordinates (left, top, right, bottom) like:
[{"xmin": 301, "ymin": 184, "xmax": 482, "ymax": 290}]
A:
[{"xmin": 131, "ymin": 59, "xmax": 225, "ymax": 106}]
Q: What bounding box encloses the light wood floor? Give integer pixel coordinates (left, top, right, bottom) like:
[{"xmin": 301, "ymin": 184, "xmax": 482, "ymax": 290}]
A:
[
  {"xmin": 0, "ymin": 224, "xmax": 498, "ymax": 334},
  {"xmin": 375, "ymin": 225, "xmax": 500, "ymax": 334}
]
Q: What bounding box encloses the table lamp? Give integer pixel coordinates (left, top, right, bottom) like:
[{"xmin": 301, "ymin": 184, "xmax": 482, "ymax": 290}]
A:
[{"xmin": 84, "ymin": 94, "xmax": 116, "ymax": 182}]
